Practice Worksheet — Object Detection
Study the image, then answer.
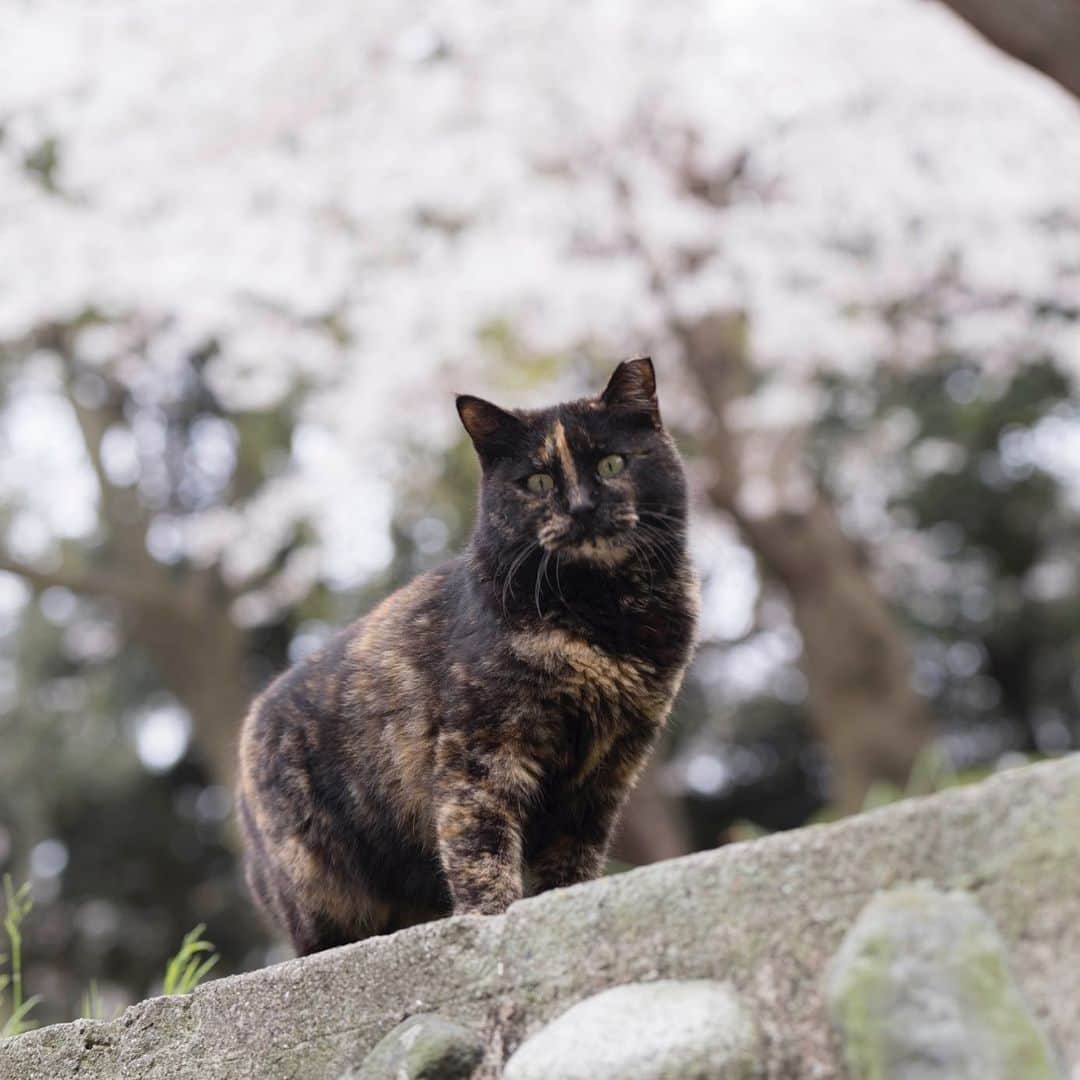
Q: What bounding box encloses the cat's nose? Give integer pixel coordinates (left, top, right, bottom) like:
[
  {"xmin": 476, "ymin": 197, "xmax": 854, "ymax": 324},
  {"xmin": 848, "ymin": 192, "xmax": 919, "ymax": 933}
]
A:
[{"xmin": 568, "ymin": 493, "xmax": 596, "ymax": 521}]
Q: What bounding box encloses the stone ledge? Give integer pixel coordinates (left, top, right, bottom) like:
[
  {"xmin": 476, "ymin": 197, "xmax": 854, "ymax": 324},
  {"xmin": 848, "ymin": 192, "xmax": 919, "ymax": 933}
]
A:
[{"xmin": 3, "ymin": 755, "xmax": 1079, "ymax": 1078}]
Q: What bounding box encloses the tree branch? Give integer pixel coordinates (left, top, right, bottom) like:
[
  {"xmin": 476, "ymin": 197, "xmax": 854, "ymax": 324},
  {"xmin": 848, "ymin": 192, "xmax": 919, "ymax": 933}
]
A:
[
  {"xmin": 937, "ymin": 0, "xmax": 1080, "ymax": 100},
  {"xmin": 0, "ymin": 553, "xmax": 152, "ymax": 609}
]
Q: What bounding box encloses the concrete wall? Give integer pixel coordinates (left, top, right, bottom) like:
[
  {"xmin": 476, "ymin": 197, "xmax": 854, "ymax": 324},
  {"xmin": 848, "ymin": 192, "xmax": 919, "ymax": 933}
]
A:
[{"xmin": 3, "ymin": 755, "xmax": 1079, "ymax": 1078}]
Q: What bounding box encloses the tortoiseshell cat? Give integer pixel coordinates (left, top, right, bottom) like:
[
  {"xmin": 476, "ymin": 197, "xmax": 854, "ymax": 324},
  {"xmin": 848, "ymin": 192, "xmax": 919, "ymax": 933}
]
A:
[{"xmin": 237, "ymin": 358, "xmax": 698, "ymax": 955}]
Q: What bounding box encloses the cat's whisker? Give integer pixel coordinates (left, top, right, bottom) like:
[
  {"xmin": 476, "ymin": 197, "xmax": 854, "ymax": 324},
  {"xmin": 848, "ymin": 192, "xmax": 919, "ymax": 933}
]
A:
[
  {"xmin": 629, "ymin": 526, "xmax": 681, "ymax": 576},
  {"xmin": 625, "ymin": 532, "xmax": 656, "ymax": 595},
  {"xmin": 541, "ymin": 550, "xmax": 561, "ymax": 609},
  {"xmin": 554, "ymin": 552, "xmax": 569, "ymax": 609},
  {"xmin": 635, "ymin": 514, "xmax": 683, "ymax": 539},
  {"xmin": 634, "ymin": 529, "xmax": 681, "ymax": 574},
  {"xmin": 493, "ymin": 542, "xmax": 522, "ymax": 610},
  {"xmin": 500, "ymin": 540, "xmax": 539, "ymax": 616},
  {"xmin": 534, "ymin": 550, "xmax": 551, "ymax": 618},
  {"xmin": 635, "ymin": 520, "xmax": 682, "ymax": 549},
  {"xmin": 637, "ymin": 509, "xmax": 687, "ymax": 529},
  {"xmin": 539, "ymin": 520, "xmax": 572, "ymax": 552}
]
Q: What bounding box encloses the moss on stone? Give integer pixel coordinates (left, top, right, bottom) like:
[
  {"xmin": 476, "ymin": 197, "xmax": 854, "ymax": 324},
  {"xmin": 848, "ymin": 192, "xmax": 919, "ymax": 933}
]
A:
[
  {"xmin": 352, "ymin": 1013, "xmax": 483, "ymax": 1080},
  {"xmin": 827, "ymin": 883, "xmax": 1061, "ymax": 1080}
]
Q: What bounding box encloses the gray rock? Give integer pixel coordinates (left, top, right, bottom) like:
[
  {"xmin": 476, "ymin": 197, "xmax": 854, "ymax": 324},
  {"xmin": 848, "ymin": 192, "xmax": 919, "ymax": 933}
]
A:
[
  {"xmin": 827, "ymin": 883, "xmax": 1062, "ymax": 1080},
  {"xmin": 346, "ymin": 1013, "xmax": 483, "ymax": 1080},
  {"xmin": 502, "ymin": 980, "xmax": 758, "ymax": 1080}
]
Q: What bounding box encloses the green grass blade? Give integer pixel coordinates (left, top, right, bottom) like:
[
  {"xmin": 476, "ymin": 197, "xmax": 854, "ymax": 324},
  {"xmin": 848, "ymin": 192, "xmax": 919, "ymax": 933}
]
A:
[
  {"xmin": 80, "ymin": 979, "xmax": 103, "ymax": 1021},
  {"xmin": 2, "ymin": 993, "xmax": 42, "ymax": 1037},
  {"xmin": 162, "ymin": 924, "xmax": 220, "ymax": 996},
  {"xmin": 1, "ymin": 876, "xmax": 35, "ymax": 1036}
]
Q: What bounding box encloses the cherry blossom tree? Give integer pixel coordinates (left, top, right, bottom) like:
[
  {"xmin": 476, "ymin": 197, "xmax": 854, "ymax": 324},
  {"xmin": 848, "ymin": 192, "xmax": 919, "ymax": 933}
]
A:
[{"xmin": 2, "ymin": 0, "xmax": 1078, "ymax": 822}]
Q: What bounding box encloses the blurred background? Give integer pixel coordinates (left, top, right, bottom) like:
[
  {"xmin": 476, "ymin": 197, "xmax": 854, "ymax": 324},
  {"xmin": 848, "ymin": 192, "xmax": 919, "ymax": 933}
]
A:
[{"xmin": 2, "ymin": 0, "xmax": 1079, "ymax": 1029}]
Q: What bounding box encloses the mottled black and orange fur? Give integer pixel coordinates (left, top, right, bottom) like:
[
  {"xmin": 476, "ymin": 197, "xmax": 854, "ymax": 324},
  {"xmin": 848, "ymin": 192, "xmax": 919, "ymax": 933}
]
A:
[{"xmin": 237, "ymin": 359, "xmax": 698, "ymax": 955}]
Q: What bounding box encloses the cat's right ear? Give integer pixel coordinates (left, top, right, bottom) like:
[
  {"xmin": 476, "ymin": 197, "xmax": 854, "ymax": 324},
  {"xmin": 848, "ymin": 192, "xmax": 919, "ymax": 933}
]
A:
[
  {"xmin": 456, "ymin": 395, "xmax": 526, "ymax": 465},
  {"xmin": 601, "ymin": 357, "xmax": 661, "ymax": 428}
]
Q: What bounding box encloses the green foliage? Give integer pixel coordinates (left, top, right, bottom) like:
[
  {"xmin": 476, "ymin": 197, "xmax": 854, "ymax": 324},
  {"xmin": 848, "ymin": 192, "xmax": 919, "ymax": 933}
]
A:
[
  {"xmin": 476, "ymin": 318, "xmax": 567, "ymax": 388},
  {"xmin": 812, "ymin": 357, "xmax": 1080, "ymax": 758},
  {"xmin": 1, "ymin": 876, "xmax": 40, "ymax": 1038},
  {"xmin": 162, "ymin": 924, "xmax": 220, "ymax": 997},
  {"xmin": 809, "ymin": 744, "xmax": 1009, "ymax": 826},
  {"xmin": 22, "ymin": 135, "xmax": 62, "ymax": 194},
  {"xmin": 889, "ymin": 359, "xmax": 1069, "ymax": 576},
  {"xmin": 80, "ymin": 980, "xmax": 104, "ymax": 1022},
  {"xmin": 2, "ymin": 877, "xmax": 219, "ymax": 1033}
]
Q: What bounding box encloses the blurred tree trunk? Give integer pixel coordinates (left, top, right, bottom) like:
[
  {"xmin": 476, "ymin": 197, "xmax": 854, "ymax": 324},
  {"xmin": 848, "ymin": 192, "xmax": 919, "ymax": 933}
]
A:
[
  {"xmin": 1, "ymin": 561, "xmax": 250, "ymax": 795},
  {"xmin": 122, "ymin": 589, "xmax": 251, "ymax": 790},
  {"xmin": 0, "ymin": 545, "xmax": 250, "ymax": 791},
  {"xmin": 0, "ymin": 322, "xmax": 251, "ymax": 792},
  {"xmin": 682, "ymin": 312, "xmax": 935, "ymax": 814},
  {"xmin": 611, "ymin": 752, "xmax": 691, "ymax": 866},
  {"xmin": 937, "ymin": 0, "xmax": 1080, "ymax": 100}
]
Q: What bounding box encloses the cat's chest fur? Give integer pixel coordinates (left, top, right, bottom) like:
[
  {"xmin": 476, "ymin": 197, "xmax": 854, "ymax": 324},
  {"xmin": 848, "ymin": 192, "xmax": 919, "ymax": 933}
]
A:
[
  {"xmin": 499, "ymin": 599, "xmax": 690, "ymax": 786},
  {"xmin": 508, "ymin": 625, "xmax": 663, "ymax": 713}
]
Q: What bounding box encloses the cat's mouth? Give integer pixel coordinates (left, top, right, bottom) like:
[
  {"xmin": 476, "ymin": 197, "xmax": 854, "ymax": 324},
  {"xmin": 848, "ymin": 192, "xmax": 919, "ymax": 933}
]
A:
[
  {"xmin": 558, "ymin": 535, "xmax": 634, "ymax": 566},
  {"xmin": 538, "ymin": 509, "xmax": 639, "ymax": 564}
]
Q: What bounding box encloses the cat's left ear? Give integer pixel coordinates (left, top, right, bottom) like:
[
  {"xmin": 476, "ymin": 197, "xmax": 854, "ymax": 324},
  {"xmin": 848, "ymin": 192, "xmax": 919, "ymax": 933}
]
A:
[
  {"xmin": 457, "ymin": 394, "xmax": 526, "ymax": 465},
  {"xmin": 601, "ymin": 357, "xmax": 661, "ymax": 428}
]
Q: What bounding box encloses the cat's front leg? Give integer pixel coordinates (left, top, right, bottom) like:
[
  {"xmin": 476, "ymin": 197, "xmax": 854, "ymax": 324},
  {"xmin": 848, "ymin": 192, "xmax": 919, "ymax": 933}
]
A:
[
  {"xmin": 433, "ymin": 736, "xmax": 538, "ymax": 916},
  {"xmin": 529, "ymin": 788, "xmax": 619, "ymax": 893},
  {"xmin": 530, "ymin": 724, "xmax": 659, "ymax": 893}
]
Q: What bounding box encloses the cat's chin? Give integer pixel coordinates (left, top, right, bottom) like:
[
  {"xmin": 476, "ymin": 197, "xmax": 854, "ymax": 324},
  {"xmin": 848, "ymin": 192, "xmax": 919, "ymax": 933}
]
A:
[{"xmin": 554, "ymin": 536, "xmax": 634, "ymax": 567}]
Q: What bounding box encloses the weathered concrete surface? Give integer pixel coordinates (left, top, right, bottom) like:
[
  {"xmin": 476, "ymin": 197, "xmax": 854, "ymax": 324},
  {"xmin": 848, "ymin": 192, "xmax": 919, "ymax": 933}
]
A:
[
  {"xmin": 827, "ymin": 884, "xmax": 1062, "ymax": 1080},
  {"xmin": 2, "ymin": 754, "xmax": 1079, "ymax": 1079}
]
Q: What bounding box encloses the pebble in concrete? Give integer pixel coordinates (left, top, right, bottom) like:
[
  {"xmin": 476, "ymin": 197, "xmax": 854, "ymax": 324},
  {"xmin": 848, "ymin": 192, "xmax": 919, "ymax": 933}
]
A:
[
  {"xmin": 502, "ymin": 979, "xmax": 759, "ymax": 1080},
  {"xmin": 827, "ymin": 882, "xmax": 1062, "ymax": 1080},
  {"xmin": 346, "ymin": 1013, "xmax": 483, "ymax": 1080}
]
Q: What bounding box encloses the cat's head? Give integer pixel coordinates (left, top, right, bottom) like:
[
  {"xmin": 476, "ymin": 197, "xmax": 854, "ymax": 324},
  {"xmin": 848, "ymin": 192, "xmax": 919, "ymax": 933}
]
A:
[{"xmin": 457, "ymin": 358, "xmax": 687, "ymax": 567}]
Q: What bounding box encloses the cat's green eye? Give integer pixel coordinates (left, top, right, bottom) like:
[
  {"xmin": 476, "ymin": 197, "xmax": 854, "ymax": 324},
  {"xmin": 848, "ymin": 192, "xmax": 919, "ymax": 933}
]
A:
[
  {"xmin": 597, "ymin": 454, "xmax": 626, "ymax": 478},
  {"xmin": 527, "ymin": 473, "xmax": 555, "ymax": 494}
]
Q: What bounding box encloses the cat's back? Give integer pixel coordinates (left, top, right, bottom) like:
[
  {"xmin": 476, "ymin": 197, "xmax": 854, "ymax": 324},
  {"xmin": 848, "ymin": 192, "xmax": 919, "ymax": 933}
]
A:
[
  {"xmin": 238, "ymin": 559, "xmax": 469, "ymax": 796},
  {"xmin": 339, "ymin": 559, "xmax": 464, "ymax": 719}
]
